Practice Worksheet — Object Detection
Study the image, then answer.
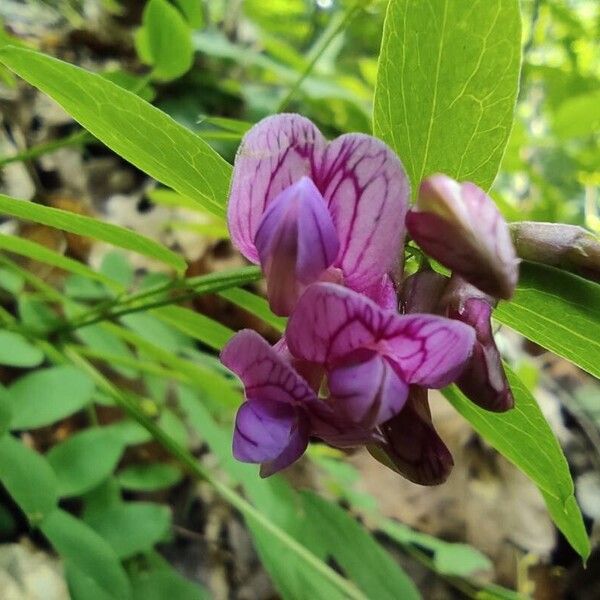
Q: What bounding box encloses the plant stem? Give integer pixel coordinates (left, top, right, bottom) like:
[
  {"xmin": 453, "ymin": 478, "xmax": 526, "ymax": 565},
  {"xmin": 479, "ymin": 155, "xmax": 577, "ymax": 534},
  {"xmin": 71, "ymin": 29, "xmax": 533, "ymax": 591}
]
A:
[
  {"xmin": 276, "ymin": 1, "xmax": 364, "ymax": 112},
  {"xmin": 57, "ymin": 266, "xmax": 262, "ymax": 333}
]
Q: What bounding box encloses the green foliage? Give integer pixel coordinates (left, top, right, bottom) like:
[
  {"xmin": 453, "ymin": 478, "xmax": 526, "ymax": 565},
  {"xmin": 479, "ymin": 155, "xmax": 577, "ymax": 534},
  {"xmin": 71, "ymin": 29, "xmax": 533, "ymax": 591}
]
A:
[
  {"xmin": 47, "ymin": 427, "xmax": 126, "ymax": 497},
  {"xmin": 0, "ymin": 48, "xmax": 232, "ymax": 217},
  {"xmin": 495, "ymin": 262, "xmax": 600, "ymax": 380},
  {"xmin": 0, "ymin": 435, "xmax": 58, "ymax": 524},
  {"xmin": 0, "ymin": 194, "xmax": 184, "ymax": 274},
  {"xmin": 7, "ymin": 365, "xmax": 95, "ymax": 430},
  {"xmin": 0, "ymin": 1, "xmax": 597, "ymax": 597},
  {"xmin": 41, "ymin": 509, "xmax": 131, "ymax": 600},
  {"xmin": 443, "ymin": 368, "xmax": 589, "ymax": 559},
  {"xmin": 374, "ymin": 0, "xmax": 522, "ymax": 192},
  {"xmin": 136, "ymin": 0, "xmax": 194, "ymax": 82},
  {"xmin": 0, "ymin": 330, "xmax": 43, "ymax": 367}
]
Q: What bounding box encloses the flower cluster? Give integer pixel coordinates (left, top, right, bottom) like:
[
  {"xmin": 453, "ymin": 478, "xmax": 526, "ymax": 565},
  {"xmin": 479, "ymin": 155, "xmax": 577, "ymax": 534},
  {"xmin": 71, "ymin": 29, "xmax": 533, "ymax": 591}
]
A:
[{"xmin": 221, "ymin": 114, "xmax": 519, "ymax": 484}]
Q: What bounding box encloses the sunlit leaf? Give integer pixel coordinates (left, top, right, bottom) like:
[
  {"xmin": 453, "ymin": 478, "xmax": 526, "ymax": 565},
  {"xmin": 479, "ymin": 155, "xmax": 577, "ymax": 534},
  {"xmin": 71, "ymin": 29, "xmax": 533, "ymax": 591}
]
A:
[
  {"xmin": 374, "ymin": 0, "xmax": 521, "ymax": 191},
  {"xmin": 495, "ymin": 262, "xmax": 600, "ymax": 380},
  {"xmin": 0, "ymin": 330, "xmax": 44, "ymax": 368},
  {"xmin": 0, "ymin": 47, "xmax": 232, "ymax": 217}
]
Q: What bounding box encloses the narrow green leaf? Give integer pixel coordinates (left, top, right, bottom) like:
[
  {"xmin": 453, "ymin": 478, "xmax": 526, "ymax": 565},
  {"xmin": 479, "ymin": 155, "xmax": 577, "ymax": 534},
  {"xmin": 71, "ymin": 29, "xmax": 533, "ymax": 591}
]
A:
[
  {"xmin": 41, "ymin": 508, "xmax": 131, "ymax": 600},
  {"xmin": 218, "ymin": 288, "xmax": 287, "ymax": 332},
  {"xmin": 374, "ymin": 0, "xmax": 521, "ymax": 191},
  {"xmin": 443, "ymin": 368, "xmax": 589, "ymax": 559},
  {"xmin": 131, "ymin": 566, "xmax": 209, "ymax": 600},
  {"xmin": 84, "ymin": 502, "xmax": 171, "ymax": 559},
  {"xmin": 0, "ymin": 194, "xmax": 185, "ymax": 273},
  {"xmin": 301, "ymin": 492, "xmax": 420, "ymax": 600},
  {"xmin": 153, "ymin": 305, "xmax": 234, "ymax": 350},
  {"xmin": 0, "ymin": 387, "xmax": 12, "ymax": 437},
  {"xmin": 117, "ymin": 463, "xmax": 182, "ymax": 491},
  {"xmin": 8, "ymin": 365, "xmax": 95, "ymax": 429},
  {"xmin": 495, "ymin": 262, "xmax": 600, "ymax": 380},
  {"xmin": 0, "ymin": 47, "xmax": 232, "ymax": 216},
  {"xmin": 47, "ymin": 427, "xmax": 126, "ymax": 497},
  {"xmin": 0, "ymin": 232, "xmax": 121, "ymax": 289},
  {"xmin": 0, "ymin": 330, "xmax": 44, "ymax": 367},
  {"xmin": 0, "ymin": 434, "xmax": 58, "ymax": 524},
  {"xmin": 140, "ymin": 0, "xmax": 194, "ymax": 81}
]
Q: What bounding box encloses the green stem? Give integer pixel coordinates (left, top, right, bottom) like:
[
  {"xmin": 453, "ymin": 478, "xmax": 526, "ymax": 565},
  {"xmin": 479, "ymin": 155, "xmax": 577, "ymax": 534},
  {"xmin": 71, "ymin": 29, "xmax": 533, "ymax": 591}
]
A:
[
  {"xmin": 57, "ymin": 266, "xmax": 262, "ymax": 333},
  {"xmin": 276, "ymin": 1, "xmax": 364, "ymax": 112},
  {"xmin": 62, "ymin": 345, "xmax": 366, "ymax": 600},
  {"xmin": 0, "ymin": 130, "xmax": 92, "ymax": 169}
]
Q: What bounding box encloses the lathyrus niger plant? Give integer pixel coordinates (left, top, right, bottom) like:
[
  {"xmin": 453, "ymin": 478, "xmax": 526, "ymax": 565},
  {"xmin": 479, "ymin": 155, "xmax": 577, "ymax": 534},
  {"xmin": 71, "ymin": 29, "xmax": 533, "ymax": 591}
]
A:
[{"xmin": 0, "ymin": 0, "xmax": 598, "ymax": 598}]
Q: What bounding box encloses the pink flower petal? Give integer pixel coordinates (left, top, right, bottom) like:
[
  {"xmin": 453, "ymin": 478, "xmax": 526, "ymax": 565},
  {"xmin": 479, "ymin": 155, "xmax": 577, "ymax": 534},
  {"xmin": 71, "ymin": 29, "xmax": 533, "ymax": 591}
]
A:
[
  {"xmin": 317, "ymin": 134, "xmax": 410, "ymax": 291},
  {"xmin": 228, "ymin": 114, "xmax": 326, "ymax": 263},
  {"xmin": 286, "ymin": 283, "xmax": 475, "ymax": 388},
  {"xmin": 220, "ymin": 329, "xmax": 317, "ymax": 405},
  {"xmin": 328, "ymin": 351, "xmax": 409, "ymax": 429}
]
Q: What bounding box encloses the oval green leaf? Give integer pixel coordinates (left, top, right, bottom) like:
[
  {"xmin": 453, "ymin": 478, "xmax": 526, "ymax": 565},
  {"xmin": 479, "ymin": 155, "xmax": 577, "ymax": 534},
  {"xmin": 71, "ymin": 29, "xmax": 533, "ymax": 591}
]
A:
[
  {"xmin": 0, "ymin": 434, "xmax": 58, "ymax": 524},
  {"xmin": 0, "ymin": 330, "xmax": 44, "ymax": 368},
  {"xmin": 41, "ymin": 508, "xmax": 131, "ymax": 600},
  {"xmin": 374, "ymin": 0, "xmax": 521, "ymax": 191},
  {"xmin": 8, "ymin": 365, "xmax": 95, "ymax": 430},
  {"xmin": 47, "ymin": 427, "xmax": 126, "ymax": 497}
]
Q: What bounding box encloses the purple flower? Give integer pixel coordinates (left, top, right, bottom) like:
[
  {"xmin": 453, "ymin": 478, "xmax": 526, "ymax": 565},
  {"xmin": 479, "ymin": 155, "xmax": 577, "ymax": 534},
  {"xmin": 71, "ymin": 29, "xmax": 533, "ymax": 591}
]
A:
[
  {"xmin": 286, "ymin": 282, "xmax": 475, "ymax": 437},
  {"xmin": 406, "ymin": 174, "xmax": 519, "ymax": 299},
  {"xmin": 220, "ymin": 329, "xmax": 315, "ymax": 477},
  {"xmin": 228, "ymin": 114, "xmax": 410, "ymax": 315}
]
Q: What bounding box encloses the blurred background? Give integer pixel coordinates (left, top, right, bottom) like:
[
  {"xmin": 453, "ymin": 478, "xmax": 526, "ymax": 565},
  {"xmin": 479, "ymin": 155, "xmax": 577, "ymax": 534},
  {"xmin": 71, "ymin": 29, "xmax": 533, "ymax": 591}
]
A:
[{"xmin": 0, "ymin": 1, "xmax": 599, "ymax": 598}]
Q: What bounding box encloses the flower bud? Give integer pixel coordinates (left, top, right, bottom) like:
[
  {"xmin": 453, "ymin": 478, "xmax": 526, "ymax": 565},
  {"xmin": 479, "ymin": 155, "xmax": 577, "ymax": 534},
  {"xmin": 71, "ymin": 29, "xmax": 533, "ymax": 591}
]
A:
[
  {"xmin": 511, "ymin": 221, "xmax": 600, "ymax": 282},
  {"xmin": 406, "ymin": 174, "xmax": 519, "ymax": 299},
  {"xmin": 400, "ymin": 268, "xmax": 448, "ymax": 315},
  {"xmin": 443, "ymin": 277, "xmax": 513, "ymax": 412}
]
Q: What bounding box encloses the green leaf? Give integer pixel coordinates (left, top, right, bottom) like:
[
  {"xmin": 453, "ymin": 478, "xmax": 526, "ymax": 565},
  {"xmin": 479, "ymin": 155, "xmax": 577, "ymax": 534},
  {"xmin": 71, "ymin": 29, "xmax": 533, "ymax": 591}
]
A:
[
  {"xmin": 47, "ymin": 427, "xmax": 126, "ymax": 497},
  {"xmin": 553, "ymin": 90, "xmax": 600, "ymax": 139},
  {"xmin": 100, "ymin": 251, "xmax": 134, "ymax": 289},
  {"xmin": 0, "ymin": 232, "xmax": 121, "ymax": 289},
  {"xmin": 0, "ymin": 267, "xmax": 24, "ymax": 294},
  {"xmin": 495, "ymin": 262, "xmax": 600, "ymax": 380},
  {"xmin": 8, "ymin": 365, "xmax": 95, "ymax": 429},
  {"xmin": 84, "ymin": 502, "xmax": 171, "ymax": 559},
  {"xmin": 0, "ymin": 330, "xmax": 44, "ymax": 367},
  {"xmin": 18, "ymin": 296, "xmax": 60, "ymax": 334},
  {"xmin": 443, "ymin": 367, "xmax": 589, "ymax": 559},
  {"xmin": 301, "ymin": 492, "xmax": 420, "ymax": 600},
  {"xmin": 121, "ymin": 313, "xmax": 192, "ymax": 353},
  {"xmin": 140, "ymin": 0, "xmax": 194, "ymax": 82},
  {"xmin": 117, "ymin": 463, "xmax": 182, "ymax": 491},
  {"xmin": 131, "ymin": 566, "xmax": 208, "ymax": 600},
  {"xmin": 153, "ymin": 305, "xmax": 233, "ymax": 351},
  {"xmin": 0, "ymin": 195, "xmax": 185, "ymax": 273},
  {"xmin": 381, "ymin": 520, "xmax": 492, "ymax": 578},
  {"xmin": 218, "ymin": 288, "xmax": 287, "ymax": 332},
  {"xmin": 0, "ymin": 47, "xmax": 231, "ymax": 217},
  {"xmin": 0, "ymin": 387, "xmax": 12, "ymax": 437},
  {"xmin": 171, "ymin": 0, "xmax": 203, "ymax": 28},
  {"xmin": 41, "ymin": 508, "xmax": 131, "ymax": 600},
  {"xmin": 0, "ymin": 434, "xmax": 58, "ymax": 524},
  {"xmin": 374, "ymin": 0, "xmax": 521, "ymax": 191}
]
